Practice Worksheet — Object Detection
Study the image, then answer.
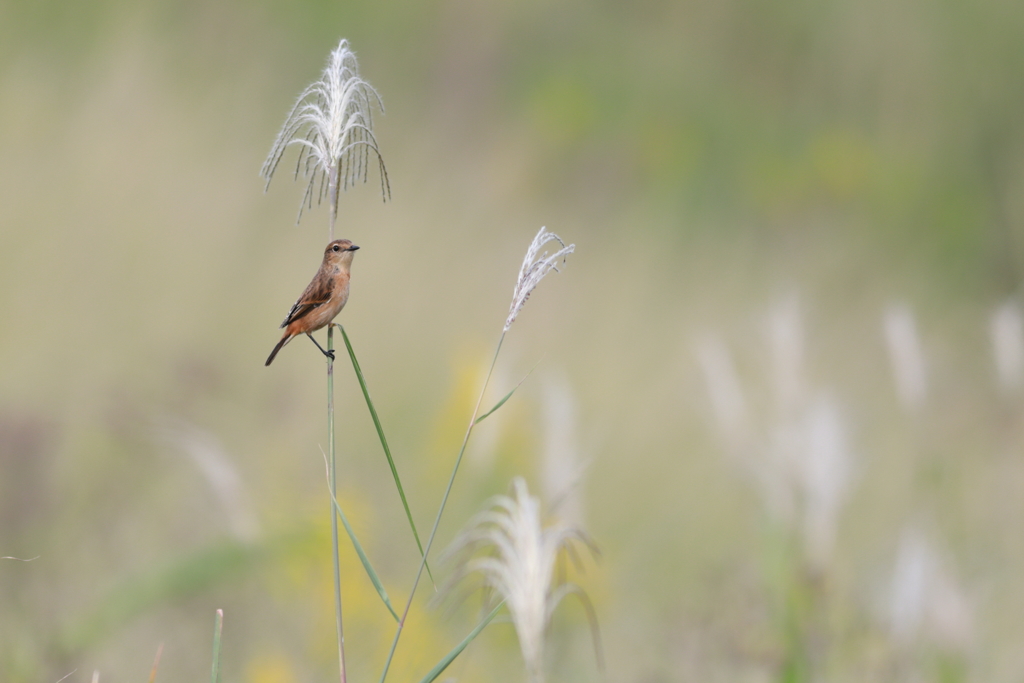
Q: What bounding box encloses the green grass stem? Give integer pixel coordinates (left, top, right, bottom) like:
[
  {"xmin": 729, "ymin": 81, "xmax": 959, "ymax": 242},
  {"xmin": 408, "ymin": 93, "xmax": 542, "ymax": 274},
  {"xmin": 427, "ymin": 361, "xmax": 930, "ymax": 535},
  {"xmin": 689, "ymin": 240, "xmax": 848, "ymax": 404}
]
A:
[
  {"xmin": 210, "ymin": 609, "xmax": 223, "ymax": 683},
  {"xmin": 379, "ymin": 331, "xmax": 507, "ymax": 683},
  {"xmin": 327, "ymin": 325, "xmax": 348, "ymax": 683}
]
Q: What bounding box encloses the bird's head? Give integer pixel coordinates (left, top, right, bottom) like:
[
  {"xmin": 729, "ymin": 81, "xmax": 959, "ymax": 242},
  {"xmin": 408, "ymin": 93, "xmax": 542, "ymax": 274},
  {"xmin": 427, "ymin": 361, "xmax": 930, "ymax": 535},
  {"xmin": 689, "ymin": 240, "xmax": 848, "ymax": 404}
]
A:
[{"xmin": 324, "ymin": 239, "xmax": 360, "ymax": 267}]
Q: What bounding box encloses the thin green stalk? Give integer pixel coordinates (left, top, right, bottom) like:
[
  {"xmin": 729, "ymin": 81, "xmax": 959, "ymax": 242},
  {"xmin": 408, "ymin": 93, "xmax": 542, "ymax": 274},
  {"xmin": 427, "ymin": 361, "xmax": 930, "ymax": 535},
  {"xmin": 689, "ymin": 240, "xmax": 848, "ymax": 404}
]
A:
[
  {"xmin": 327, "ymin": 172, "xmax": 347, "ymax": 682},
  {"xmin": 328, "ymin": 325, "xmax": 347, "ymax": 683},
  {"xmin": 379, "ymin": 332, "xmax": 506, "ymax": 683},
  {"xmin": 210, "ymin": 609, "xmax": 223, "ymax": 683}
]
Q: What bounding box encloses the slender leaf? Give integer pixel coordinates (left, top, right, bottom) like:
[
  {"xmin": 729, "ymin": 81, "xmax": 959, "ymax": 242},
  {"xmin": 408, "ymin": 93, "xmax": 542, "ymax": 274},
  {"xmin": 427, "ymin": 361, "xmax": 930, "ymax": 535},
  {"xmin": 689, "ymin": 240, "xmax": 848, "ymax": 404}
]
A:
[
  {"xmin": 417, "ymin": 601, "xmax": 504, "ymax": 683},
  {"xmin": 210, "ymin": 609, "xmax": 223, "ymax": 683},
  {"xmin": 474, "ymin": 387, "xmax": 516, "ymax": 425},
  {"xmin": 330, "ymin": 490, "xmax": 400, "ymax": 622},
  {"xmin": 473, "ymin": 363, "xmax": 537, "ymax": 425},
  {"xmin": 337, "ymin": 324, "xmax": 432, "ymax": 583}
]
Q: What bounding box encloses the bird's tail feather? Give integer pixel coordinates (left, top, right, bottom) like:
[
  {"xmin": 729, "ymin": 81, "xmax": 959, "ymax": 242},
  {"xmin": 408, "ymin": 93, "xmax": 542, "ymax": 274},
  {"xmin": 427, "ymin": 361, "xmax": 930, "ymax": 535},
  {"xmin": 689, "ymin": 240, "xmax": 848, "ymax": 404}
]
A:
[{"xmin": 265, "ymin": 334, "xmax": 292, "ymax": 366}]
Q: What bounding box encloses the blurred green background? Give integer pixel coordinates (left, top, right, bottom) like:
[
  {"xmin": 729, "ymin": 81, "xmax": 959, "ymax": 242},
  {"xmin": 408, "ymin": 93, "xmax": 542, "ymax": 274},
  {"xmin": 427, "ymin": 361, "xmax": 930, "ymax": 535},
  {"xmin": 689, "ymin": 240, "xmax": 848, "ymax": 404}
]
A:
[{"xmin": 3, "ymin": 0, "xmax": 1024, "ymax": 681}]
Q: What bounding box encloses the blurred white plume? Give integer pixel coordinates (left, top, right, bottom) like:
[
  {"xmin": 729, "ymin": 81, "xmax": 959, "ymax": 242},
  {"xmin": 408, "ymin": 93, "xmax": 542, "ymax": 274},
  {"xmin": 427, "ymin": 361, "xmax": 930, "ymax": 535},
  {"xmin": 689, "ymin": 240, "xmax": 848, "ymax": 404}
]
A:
[
  {"xmin": 887, "ymin": 528, "xmax": 973, "ymax": 651},
  {"xmin": 883, "ymin": 303, "xmax": 928, "ymax": 412},
  {"xmin": 540, "ymin": 370, "xmax": 588, "ymax": 526},
  {"xmin": 696, "ymin": 293, "xmax": 853, "ymax": 571},
  {"xmin": 157, "ymin": 418, "xmax": 261, "ymax": 542},
  {"xmin": 990, "ymin": 300, "xmax": 1024, "ymax": 393}
]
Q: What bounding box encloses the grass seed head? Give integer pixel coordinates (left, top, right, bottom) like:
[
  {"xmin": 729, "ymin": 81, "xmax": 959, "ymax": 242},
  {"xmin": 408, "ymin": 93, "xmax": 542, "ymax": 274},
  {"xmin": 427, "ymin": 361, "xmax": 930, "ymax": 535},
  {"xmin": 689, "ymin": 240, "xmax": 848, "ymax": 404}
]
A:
[
  {"xmin": 262, "ymin": 38, "xmax": 389, "ymax": 225},
  {"xmin": 506, "ymin": 227, "xmax": 575, "ymax": 332}
]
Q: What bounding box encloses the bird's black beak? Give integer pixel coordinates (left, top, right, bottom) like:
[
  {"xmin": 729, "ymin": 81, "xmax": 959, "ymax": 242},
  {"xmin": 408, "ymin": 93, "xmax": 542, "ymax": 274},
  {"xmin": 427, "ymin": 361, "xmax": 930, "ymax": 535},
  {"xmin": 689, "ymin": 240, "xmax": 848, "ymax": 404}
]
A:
[{"xmin": 349, "ymin": 245, "xmax": 360, "ymax": 251}]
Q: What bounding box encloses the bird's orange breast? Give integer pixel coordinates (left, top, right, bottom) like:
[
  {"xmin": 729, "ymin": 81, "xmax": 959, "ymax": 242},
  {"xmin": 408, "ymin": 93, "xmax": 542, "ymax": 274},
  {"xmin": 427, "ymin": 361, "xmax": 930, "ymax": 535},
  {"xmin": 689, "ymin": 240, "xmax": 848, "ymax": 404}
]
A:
[{"xmin": 285, "ymin": 274, "xmax": 350, "ymax": 335}]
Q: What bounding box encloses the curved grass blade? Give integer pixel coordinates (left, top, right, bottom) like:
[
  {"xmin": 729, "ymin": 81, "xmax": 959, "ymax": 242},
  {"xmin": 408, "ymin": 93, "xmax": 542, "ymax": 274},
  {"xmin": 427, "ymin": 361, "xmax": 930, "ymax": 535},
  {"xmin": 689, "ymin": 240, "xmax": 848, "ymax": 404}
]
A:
[
  {"xmin": 473, "ymin": 363, "xmax": 537, "ymax": 425},
  {"xmin": 337, "ymin": 324, "xmax": 432, "ymax": 583},
  {"xmin": 417, "ymin": 601, "xmax": 504, "ymax": 683},
  {"xmin": 474, "ymin": 387, "xmax": 516, "ymax": 425},
  {"xmin": 555, "ymin": 585, "xmax": 606, "ymax": 675},
  {"xmin": 330, "ymin": 488, "xmax": 400, "ymax": 622}
]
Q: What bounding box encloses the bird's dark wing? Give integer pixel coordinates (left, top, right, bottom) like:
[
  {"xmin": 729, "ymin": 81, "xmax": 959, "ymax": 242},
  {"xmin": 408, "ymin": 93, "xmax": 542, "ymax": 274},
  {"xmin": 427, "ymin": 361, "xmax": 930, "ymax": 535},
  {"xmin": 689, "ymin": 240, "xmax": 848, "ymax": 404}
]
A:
[
  {"xmin": 280, "ymin": 299, "xmax": 327, "ymax": 327},
  {"xmin": 280, "ymin": 271, "xmax": 333, "ymax": 327}
]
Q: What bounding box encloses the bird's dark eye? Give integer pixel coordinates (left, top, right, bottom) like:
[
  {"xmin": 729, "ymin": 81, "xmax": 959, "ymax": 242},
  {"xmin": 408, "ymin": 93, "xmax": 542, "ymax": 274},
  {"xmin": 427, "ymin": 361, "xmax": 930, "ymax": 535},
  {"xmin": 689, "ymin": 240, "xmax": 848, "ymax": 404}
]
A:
[{"xmin": 332, "ymin": 245, "xmax": 340, "ymax": 252}]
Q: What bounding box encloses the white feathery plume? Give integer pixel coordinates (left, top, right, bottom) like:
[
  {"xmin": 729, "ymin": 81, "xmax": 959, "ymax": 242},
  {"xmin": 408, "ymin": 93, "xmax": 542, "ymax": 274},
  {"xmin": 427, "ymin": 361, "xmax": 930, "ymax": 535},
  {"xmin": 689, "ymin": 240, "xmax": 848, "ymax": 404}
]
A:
[
  {"xmin": 261, "ymin": 38, "xmax": 389, "ymax": 228},
  {"xmin": 696, "ymin": 331, "xmax": 794, "ymax": 520},
  {"xmin": 767, "ymin": 292, "xmax": 806, "ymax": 414},
  {"xmin": 693, "ymin": 333, "xmax": 793, "ymax": 517},
  {"xmin": 697, "ymin": 298, "xmax": 855, "ymax": 570},
  {"xmin": 694, "ymin": 333, "xmax": 750, "ymax": 449},
  {"xmin": 764, "ymin": 292, "xmax": 809, "ymax": 524},
  {"xmin": 883, "ymin": 303, "xmax": 928, "ymax": 411},
  {"xmin": 990, "ymin": 300, "xmax": 1024, "ymax": 393},
  {"xmin": 506, "ymin": 227, "xmax": 575, "ymax": 332},
  {"xmin": 158, "ymin": 418, "xmax": 261, "ymax": 542},
  {"xmin": 887, "ymin": 528, "xmax": 973, "ymax": 651},
  {"xmin": 444, "ymin": 477, "xmax": 597, "ymax": 683},
  {"xmin": 797, "ymin": 393, "xmax": 851, "ymax": 571}
]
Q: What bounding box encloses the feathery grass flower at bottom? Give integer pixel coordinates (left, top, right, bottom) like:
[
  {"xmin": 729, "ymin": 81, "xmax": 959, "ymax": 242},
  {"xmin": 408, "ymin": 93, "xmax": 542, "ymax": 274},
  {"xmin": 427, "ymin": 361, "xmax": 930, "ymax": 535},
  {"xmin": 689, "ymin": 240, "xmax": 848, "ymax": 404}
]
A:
[{"xmin": 441, "ymin": 477, "xmax": 598, "ymax": 683}]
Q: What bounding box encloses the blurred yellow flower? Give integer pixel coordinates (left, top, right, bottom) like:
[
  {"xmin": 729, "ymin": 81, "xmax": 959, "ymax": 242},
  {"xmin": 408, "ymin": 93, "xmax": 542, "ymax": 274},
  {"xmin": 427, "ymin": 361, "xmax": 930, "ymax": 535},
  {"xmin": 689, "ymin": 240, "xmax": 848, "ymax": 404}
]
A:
[{"xmin": 246, "ymin": 653, "xmax": 297, "ymax": 683}]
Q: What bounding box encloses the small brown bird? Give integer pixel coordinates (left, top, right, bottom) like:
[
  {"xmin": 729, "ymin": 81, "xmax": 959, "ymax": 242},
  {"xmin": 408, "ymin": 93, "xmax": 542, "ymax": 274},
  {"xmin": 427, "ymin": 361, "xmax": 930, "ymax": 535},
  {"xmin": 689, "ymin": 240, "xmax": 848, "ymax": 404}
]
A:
[{"xmin": 265, "ymin": 239, "xmax": 360, "ymax": 366}]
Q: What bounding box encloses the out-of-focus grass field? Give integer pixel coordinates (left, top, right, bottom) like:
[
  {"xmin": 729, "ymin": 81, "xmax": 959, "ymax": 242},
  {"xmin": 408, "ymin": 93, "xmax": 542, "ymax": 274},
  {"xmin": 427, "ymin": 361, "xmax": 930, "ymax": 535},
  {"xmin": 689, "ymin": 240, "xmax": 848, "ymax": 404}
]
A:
[{"xmin": 3, "ymin": 1, "xmax": 1024, "ymax": 681}]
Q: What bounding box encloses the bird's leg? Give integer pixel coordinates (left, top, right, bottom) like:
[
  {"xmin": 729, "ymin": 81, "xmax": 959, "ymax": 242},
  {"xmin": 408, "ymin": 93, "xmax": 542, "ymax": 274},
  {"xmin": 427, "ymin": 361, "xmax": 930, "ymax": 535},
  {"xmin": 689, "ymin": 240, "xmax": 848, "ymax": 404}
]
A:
[{"xmin": 306, "ymin": 332, "xmax": 336, "ymax": 361}]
